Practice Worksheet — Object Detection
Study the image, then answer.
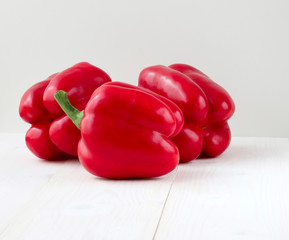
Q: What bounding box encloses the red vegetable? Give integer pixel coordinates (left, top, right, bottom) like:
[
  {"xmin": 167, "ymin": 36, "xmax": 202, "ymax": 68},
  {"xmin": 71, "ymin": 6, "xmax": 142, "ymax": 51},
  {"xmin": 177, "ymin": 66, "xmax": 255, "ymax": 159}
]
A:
[
  {"xmin": 54, "ymin": 82, "xmax": 181, "ymax": 179},
  {"xmin": 19, "ymin": 62, "xmax": 111, "ymax": 160},
  {"xmin": 104, "ymin": 82, "xmax": 184, "ymax": 137},
  {"xmin": 169, "ymin": 64, "xmax": 235, "ymax": 122},
  {"xmin": 138, "ymin": 64, "xmax": 235, "ymax": 162}
]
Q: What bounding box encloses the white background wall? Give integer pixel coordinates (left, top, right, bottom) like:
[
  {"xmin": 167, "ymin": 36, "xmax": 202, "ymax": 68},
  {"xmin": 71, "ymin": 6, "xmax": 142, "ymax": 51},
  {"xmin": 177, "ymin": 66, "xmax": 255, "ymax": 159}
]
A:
[{"xmin": 0, "ymin": 0, "xmax": 288, "ymax": 137}]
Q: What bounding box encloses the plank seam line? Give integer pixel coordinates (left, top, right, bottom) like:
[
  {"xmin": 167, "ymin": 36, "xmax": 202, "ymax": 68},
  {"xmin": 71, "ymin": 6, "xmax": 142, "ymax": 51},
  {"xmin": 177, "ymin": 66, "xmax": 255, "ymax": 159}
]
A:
[{"xmin": 152, "ymin": 164, "xmax": 179, "ymax": 240}]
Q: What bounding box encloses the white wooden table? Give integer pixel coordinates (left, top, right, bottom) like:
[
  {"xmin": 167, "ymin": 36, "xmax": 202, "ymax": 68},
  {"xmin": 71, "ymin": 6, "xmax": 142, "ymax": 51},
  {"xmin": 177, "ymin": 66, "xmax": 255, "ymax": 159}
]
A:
[{"xmin": 0, "ymin": 134, "xmax": 288, "ymax": 240}]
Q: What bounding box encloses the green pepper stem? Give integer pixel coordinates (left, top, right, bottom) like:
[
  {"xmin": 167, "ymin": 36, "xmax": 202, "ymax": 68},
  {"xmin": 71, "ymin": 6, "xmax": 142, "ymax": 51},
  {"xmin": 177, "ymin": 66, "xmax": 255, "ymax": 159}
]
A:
[{"xmin": 54, "ymin": 90, "xmax": 83, "ymax": 130}]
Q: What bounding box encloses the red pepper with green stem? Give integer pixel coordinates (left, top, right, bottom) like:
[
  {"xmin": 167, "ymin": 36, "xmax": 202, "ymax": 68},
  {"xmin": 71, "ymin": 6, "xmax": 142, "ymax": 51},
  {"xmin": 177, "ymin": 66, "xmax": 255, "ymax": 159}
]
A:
[
  {"xmin": 20, "ymin": 78, "xmax": 71, "ymax": 160},
  {"xmin": 138, "ymin": 64, "xmax": 235, "ymax": 162},
  {"xmin": 19, "ymin": 62, "xmax": 111, "ymax": 160},
  {"xmin": 54, "ymin": 82, "xmax": 182, "ymax": 179}
]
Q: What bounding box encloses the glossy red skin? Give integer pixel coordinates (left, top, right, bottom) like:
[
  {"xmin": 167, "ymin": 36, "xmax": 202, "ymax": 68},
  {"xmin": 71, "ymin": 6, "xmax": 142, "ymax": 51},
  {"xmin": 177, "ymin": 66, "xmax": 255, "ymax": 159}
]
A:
[
  {"xmin": 78, "ymin": 84, "xmax": 179, "ymax": 179},
  {"xmin": 202, "ymin": 122, "xmax": 231, "ymax": 157},
  {"xmin": 43, "ymin": 62, "xmax": 111, "ymax": 118},
  {"xmin": 169, "ymin": 64, "xmax": 235, "ymax": 123},
  {"xmin": 19, "ymin": 62, "xmax": 111, "ymax": 159},
  {"xmin": 104, "ymin": 82, "xmax": 184, "ymax": 137},
  {"xmin": 139, "ymin": 64, "xmax": 235, "ymax": 162},
  {"xmin": 139, "ymin": 65, "xmax": 209, "ymax": 125},
  {"xmin": 169, "ymin": 64, "xmax": 235, "ymax": 158},
  {"xmin": 25, "ymin": 123, "xmax": 70, "ymax": 160},
  {"xmin": 19, "ymin": 79, "xmax": 53, "ymax": 124},
  {"xmin": 20, "ymin": 78, "xmax": 71, "ymax": 159},
  {"xmin": 171, "ymin": 124, "xmax": 203, "ymax": 163},
  {"xmin": 49, "ymin": 116, "xmax": 81, "ymax": 156}
]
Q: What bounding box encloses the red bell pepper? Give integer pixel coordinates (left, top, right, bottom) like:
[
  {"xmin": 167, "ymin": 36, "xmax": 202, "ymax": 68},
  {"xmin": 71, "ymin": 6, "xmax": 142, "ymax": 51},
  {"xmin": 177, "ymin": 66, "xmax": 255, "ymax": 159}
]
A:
[
  {"xmin": 19, "ymin": 62, "xmax": 111, "ymax": 160},
  {"xmin": 169, "ymin": 64, "xmax": 235, "ymax": 158},
  {"xmin": 54, "ymin": 82, "xmax": 181, "ymax": 179},
  {"xmin": 104, "ymin": 82, "xmax": 184, "ymax": 137},
  {"xmin": 138, "ymin": 64, "xmax": 235, "ymax": 162}
]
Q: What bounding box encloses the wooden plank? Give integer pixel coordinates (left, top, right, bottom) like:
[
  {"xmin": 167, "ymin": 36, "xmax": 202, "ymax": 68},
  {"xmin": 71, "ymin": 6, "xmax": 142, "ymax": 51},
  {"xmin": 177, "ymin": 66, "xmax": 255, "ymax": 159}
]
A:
[
  {"xmin": 0, "ymin": 134, "xmax": 176, "ymax": 240},
  {"xmin": 155, "ymin": 137, "xmax": 289, "ymax": 240},
  {"xmin": 0, "ymin": 134, "xmax": 71, "ymax": 232}
]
